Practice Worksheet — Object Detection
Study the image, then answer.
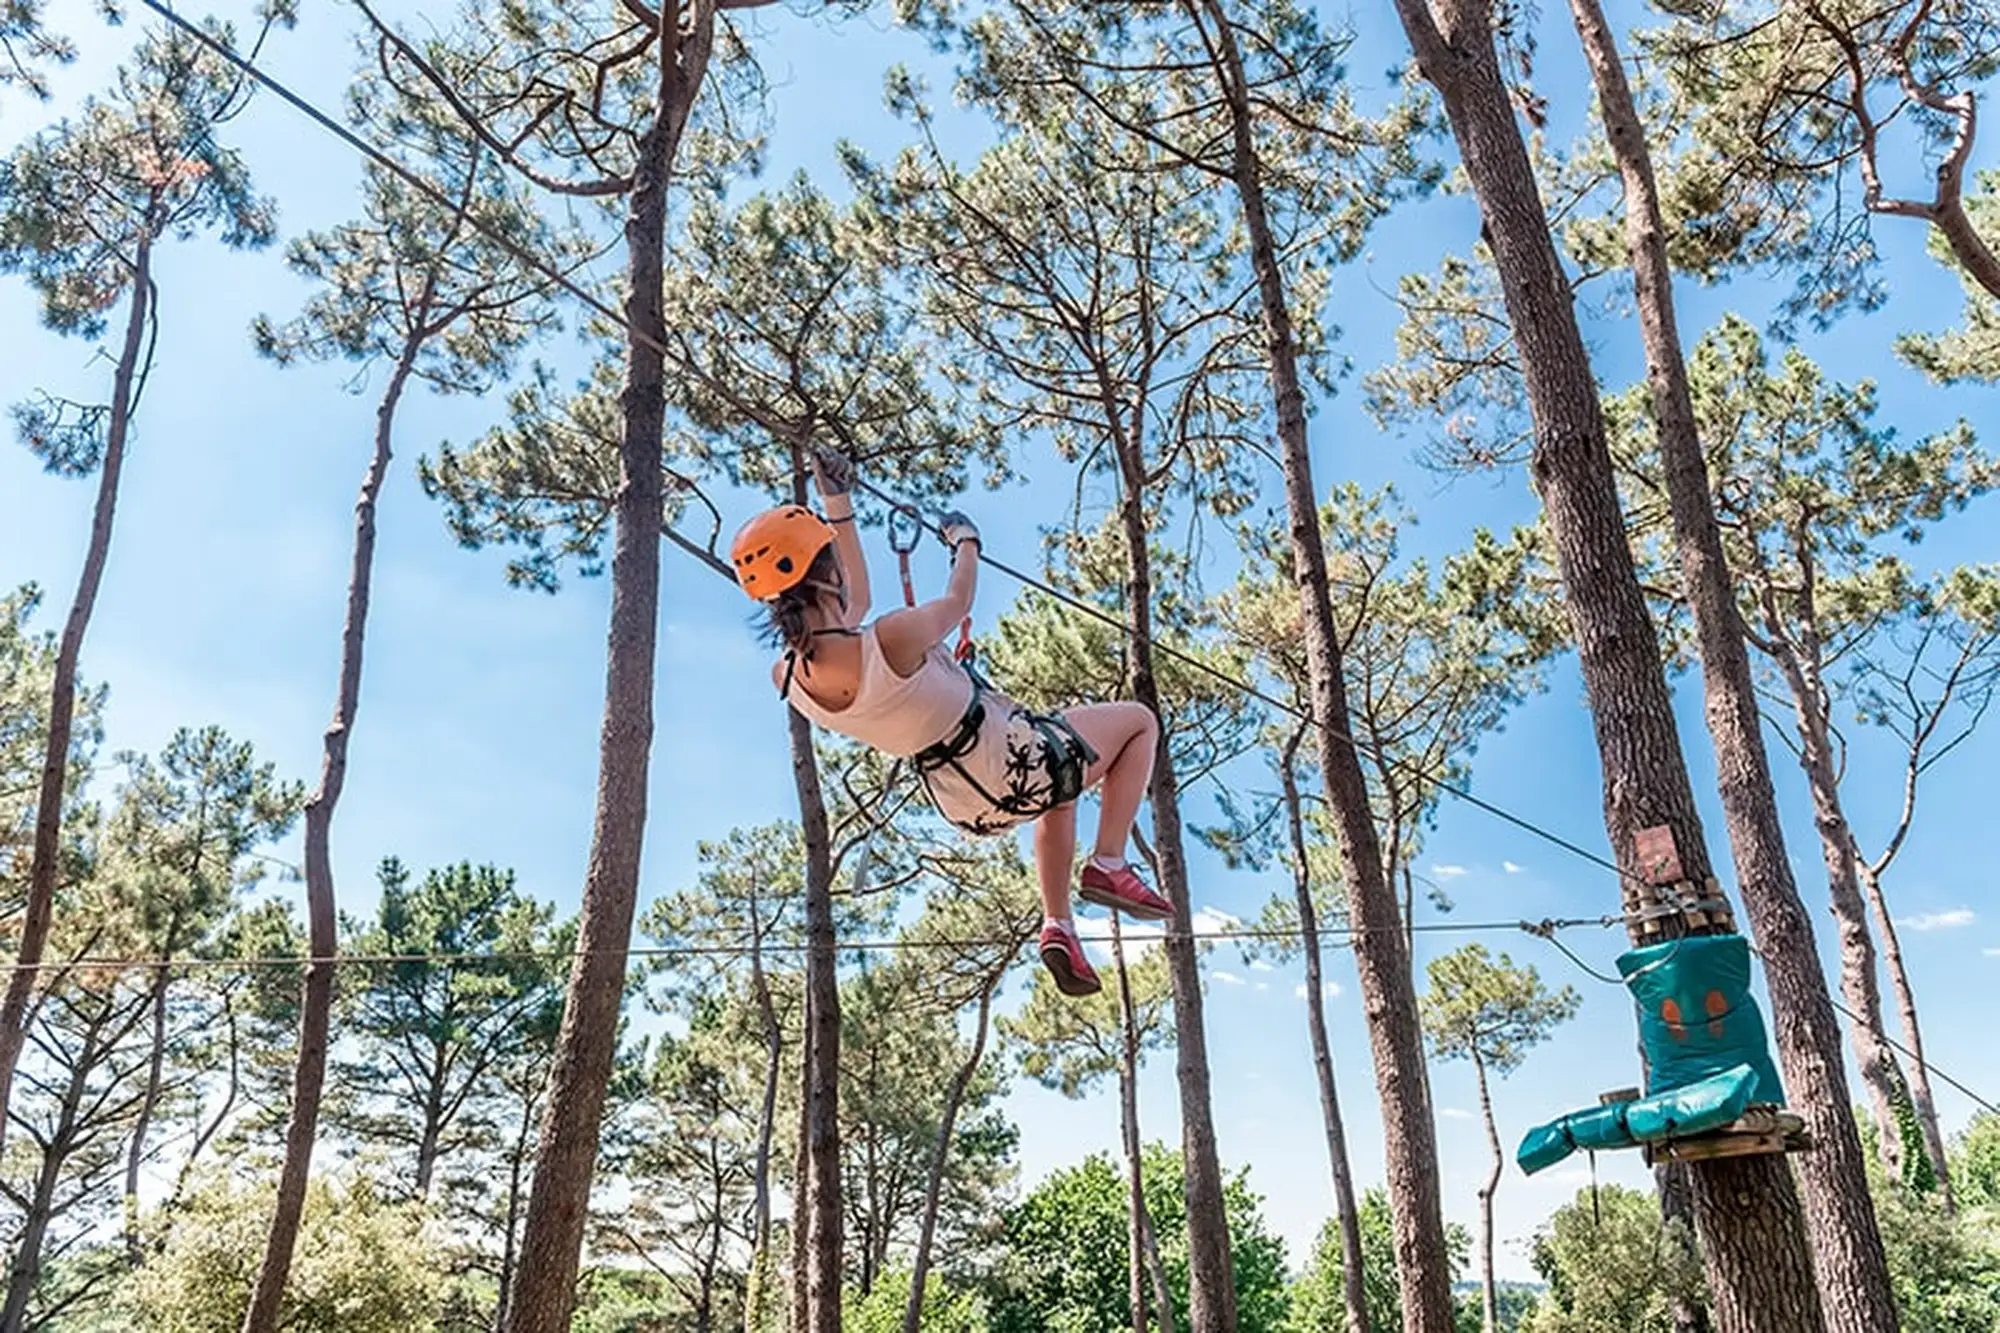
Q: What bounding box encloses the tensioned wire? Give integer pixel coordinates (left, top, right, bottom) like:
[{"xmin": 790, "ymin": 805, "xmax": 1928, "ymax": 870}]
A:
[
  {"xmin": 122, "ymin": 0, "xmax": 1998, "ymax": 1117},
  {"xmin": 136, "ymin": 0, "xmax": 1632, "ymax": 890}
]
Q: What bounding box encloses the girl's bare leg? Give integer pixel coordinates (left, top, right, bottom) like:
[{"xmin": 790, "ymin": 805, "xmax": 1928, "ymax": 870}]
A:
[
  {"xmin": 1060, "ymin": 701, "xmax": 1158, "ymax": 861},
  {"xmin": 1033, "ymin": 804, "xmax": 1078, "ymax": 921}
]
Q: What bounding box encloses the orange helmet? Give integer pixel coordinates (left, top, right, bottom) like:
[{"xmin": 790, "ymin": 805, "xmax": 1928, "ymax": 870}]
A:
[{"xmin": 731, "ymin": 505, "xmax": 835, "ymax": 600}]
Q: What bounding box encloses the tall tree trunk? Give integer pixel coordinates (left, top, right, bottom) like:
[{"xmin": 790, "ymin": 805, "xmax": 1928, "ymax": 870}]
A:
[
  {"xmin": 1195, "ymin": 6, "xmax": 1451, "ymax": 1327},
  {"xmin": 241, "ymin": 326, "xmax": 419, "ymax": 1333},
  {"xmin": 1112, "ymin": 916, "xmax": 1173, "ymax": 1333},
  {"xmin": 1280, "ymin": 735, "xmax": 1370, "ymax": 1333},
  {"xmin": 174, "ymin": 987, "xmax": 242, "ymax": 1210},
  {"xmin": 123, "ymin": 932, "xmax": 177, "ymax": 1266},
  {"xmin": 1768, "ymin": 639, "xmax": 1909, "ymax": 1179},
  {"xmin": 1472, "ymin": 1054, "xmax": 1500, "ymax": 1333},
  {"xmin": 1391, "ymin": 3, "xmax": 1827, "ymax": 1328},
  {"xmin": 1859, "ymin": 859, "xmax": 1953, "ymax": 1208},
  {"xmin": 745, "ymin": 902, "xmax": 783, "ymax": 1333},
  {"xmin": 0, "ymin": 1008, "xmax": 102, "ymax": 1332},
  {"xmin": 1568, "ymin": 5, "xmax": 1898, "ymax": 1327},
  {"xmin": 492, "ymin": 1079, "xmax": 537, "ymax": 1333},
  {"xmin": 1110, "ymin": 428, "xmax": 1236, "ymax": 1333},
  {"xmin": 416, "ymin": 1065, "xmax": 448, "ymax": 1197},
  {"xmin": 1654, "ymin": 1163, "xmax": 1711, "ymax": 1333},
  {"xmin": 902, "ymin": 962, "xmax": 1004, "ymax": 1333},
  {"xmin": 0, "ymin": 234, "xmax": 152, "ymax": 1147},
  {"xmin": 1930, "ymin": 186, "xmax": 2000, "ymax": 301},
  {"xmin": 790, "ymin": 703, "xmax": 843, "ymax": 1333},
  {"xmin": 791, "ymin": 1050, "xmax": 811, "ymax": 1333},
  {"xmin": 1139, "ymin": 1199, "xmax": 1177, "ymax": 1333},
  {"xmin": 501, "ymin": 5, "xmax": 730, "ymax": 1318}
]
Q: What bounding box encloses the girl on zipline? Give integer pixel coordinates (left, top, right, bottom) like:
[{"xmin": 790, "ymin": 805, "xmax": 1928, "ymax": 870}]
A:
[{"xmin": 731, "ymin": 448, "xmax": 1170, "ymax": 997}]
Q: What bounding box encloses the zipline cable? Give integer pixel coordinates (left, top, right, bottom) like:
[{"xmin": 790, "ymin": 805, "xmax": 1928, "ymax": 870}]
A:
[
  {"xmin": 127, "ymin": 1, "xmax": 1999, "ymax": 1118},
  {"xmin": 0, "ymin": 914, "xmax": 1620, "ymax": 975},
  {"xmin": 138, "ymin": 0, "xmax": 1640, "ymax": 898}
]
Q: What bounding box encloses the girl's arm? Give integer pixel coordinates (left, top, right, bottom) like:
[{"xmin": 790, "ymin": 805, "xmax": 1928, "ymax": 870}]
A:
[
  {"xmin": 813, "ymin": 449, "xmax": 871, "ymax": 625},
  {"xmin": 822, "ymin": 489, "xmax": 871, "ymax": 626},
  {"xmin": 875, "ymin": 519, "xmax": 978, "ymax": 676}
]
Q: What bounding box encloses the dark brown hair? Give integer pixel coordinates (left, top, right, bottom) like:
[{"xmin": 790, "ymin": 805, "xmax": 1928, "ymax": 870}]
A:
[{"xmin": 757, "ymin": 544, "xmax": 843, "ymax": 659}]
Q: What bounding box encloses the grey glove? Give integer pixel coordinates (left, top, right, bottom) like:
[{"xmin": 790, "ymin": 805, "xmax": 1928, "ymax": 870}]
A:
[
  {"xmin": 810, "ymin": 445, "xmax": 856, "ymax": 499},
  {"xmin": 939, "ymin": 510, "xmax": 980, "ymax": 552}
]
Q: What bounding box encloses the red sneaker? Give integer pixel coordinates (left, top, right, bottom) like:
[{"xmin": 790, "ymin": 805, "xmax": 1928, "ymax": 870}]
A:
[
  {"xmin": 1039, "ymin": 921, "xmax": 1101, "ymax": 997},
  {"xmin": 1077, "ymin": 860, "xmax": 1174, "ymax": 922}
]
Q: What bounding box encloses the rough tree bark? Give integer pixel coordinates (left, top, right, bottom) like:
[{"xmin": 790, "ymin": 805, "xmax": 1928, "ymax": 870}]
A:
[
  {"xmin": 1859, "ymin": 856, "xmax": 1952, "ymax": 1207},
  {"xmin": 1654, "ymin": 1163, "xmax": 1711, "ymax": 1333},
  {"xmin": 123, "ymin": 915, "xmax": 181, "ymax": 1265},
  {"xmin": 0, "ymin": 234, "xmax": 152, "ymax": 1149},
  {"xmin": 744, "ymin": 893, "xmax": 784, "ymax": 1332},
  {"xmin": 789, "ymin": 706, "xmax": 842, "ymax": 1333},
  {"xmin": 240, "ymin": 307, "xmax": 421, "ymax": 1333},
  {"xmin": 491, "ymin": 1083, "xmax": 537, "ymax": 1333},
  {"xmin": 1764, "ymin": 623, "xmax": 1911, "ymax": 1179},
  {"xmin": 1280, "ymin": 733, "xmax": 1370, "ymax": 1333},
  {"xmin": 1568, "ymin": 4, "xmax": 1899, "ymax": 1327},
  {"xmin": 1111, "ymin": 416, "xmax": 1238, "ymax": 1333},
  {"xmin": 1391, "ymin": 1, "xmax": 1827, "ymax": 1327},
  {"xmin": 790, "ymin": 1053, "xmax": 811, "ymax": 1333},
  {"xmin": 1111, "ymin": 916, "xmax": 1175, "ymax": 1333},
  {"xmin": 500, "ymin": 74, "xmax": 676, "ymax": 1333},
  {"xmin": 1194, "ymin": 4, "xmax": 1453, "ymax": 1327},
  {"xmin": 1472, "ymin": 1052, "xmax": 1500, "ymax": 1333}
]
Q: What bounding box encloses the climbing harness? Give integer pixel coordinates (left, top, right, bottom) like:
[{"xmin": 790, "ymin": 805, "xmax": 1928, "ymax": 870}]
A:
[{"xmin": 887, "ymin": 500, "xmax": 1095, "ymax": 834}]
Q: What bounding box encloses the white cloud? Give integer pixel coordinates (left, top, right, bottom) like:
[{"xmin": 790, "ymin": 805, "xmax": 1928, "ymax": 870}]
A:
[
  {"xmin": 1432, "ymin": 864, "xmax": 1469, "ymax": 880},
  {"xmin": 1983, "ymin": 947, "xmax": 2000, "ymax": 958},
  {"xmin": 1248, "ymin": 958, "xmax": 1275, "ymax": 972},
  {"xmin": 1255, "ymin": 982, "xmax": 1269, "ymax": 992},
  {"xmin": 1441, "ymin": 1107, "xmax": 1475, "ymax": 1120},
  {"xmin": 1294, "ymin": 980, "xmax": 1343, "ymax": 1001},
  {"xmin": 1214, "ymin": 970, "xmax": 1246, "ymax": 986},
  {"xmin": 1502, "ymin": 861, "xmax": 1525, "ymax": 875},
  {"xmin": 1193, "ymin": 906, "xmax": 1243, "ymax": 934},
  {"xmin": 1082, "ymin": 919, "xmax": 1165, "ymax": 964},
  {"xmin": 1899, "ymin": 908, "xmax": 1976, "ymax": 932}
]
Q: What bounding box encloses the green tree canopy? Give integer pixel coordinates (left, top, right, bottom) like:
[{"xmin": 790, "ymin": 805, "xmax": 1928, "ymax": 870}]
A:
[
  {"xmin": 1288, "ymin": 1187, "xmax": 1477, "ymax": 1333},
  {"xmin": 1521, "ymin": 1184, "xmax": 1705, "ymax": 1333},
  {"xmin": 117, "ymin": 1173, "xmax": 443, "ymax": 1332},
  {"xmin": 983, "ymin": 1145, "xmax": 1290, "ymax": 1333}
]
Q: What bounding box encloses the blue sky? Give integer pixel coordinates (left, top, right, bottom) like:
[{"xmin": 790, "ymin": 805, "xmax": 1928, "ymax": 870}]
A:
[{"xmin": 2, "ymin": 0, "xmax": 1994, "ymax": 1285}]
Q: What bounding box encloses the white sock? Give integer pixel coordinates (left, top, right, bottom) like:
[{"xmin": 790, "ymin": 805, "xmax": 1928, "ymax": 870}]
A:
[
  {"xmin": 1090, "ymin": 854, "xmax": 1126, "ymax": 871},
  {"xmin": 1046, "ymin": 915, "xmax": 1074, "ymax": 932}
]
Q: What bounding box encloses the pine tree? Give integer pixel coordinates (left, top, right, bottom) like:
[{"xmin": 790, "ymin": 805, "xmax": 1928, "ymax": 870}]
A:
[
  {"xmin": 1419, "ymin": 944, "xmax": 1579, "ymax": 1333},
  {"xmin": 1387, "ymin": 1, "xmax": 1831, "ymax": 1325},
  {"xmin": 350, "ymin": 0, "xmax": 784, "ymax": 1321},
  {"xmin": 240, "ymin": 77, "xmax": 573, "ymax": 1317},
  {"xmin": 0, "ymin": 11, "xmax": 283, "ymax": 1160}
]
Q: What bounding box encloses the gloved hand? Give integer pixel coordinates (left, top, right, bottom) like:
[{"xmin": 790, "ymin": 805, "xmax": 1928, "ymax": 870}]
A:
[
  {"xmin": 810, "ymin": 445, "xmax": 856, "ymax": 499},
  {"xmin": 939, "ymin": 510, "xmax": 980, "ymax": 552}
]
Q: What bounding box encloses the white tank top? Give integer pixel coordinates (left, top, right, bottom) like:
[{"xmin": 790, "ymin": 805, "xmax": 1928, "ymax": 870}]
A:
[{"xmin": 783, "ymin": 624, "xmax": 975, "ymax": 757}]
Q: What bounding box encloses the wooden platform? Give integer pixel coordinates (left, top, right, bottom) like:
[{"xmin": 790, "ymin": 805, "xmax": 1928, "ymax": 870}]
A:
[{"xmin": 1641, "ymin": 1106, "xmax": 1812, "ymax": 1165}]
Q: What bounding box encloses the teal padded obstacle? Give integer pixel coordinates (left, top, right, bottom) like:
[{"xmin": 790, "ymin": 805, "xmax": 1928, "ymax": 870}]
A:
[
  {"xmin": 1619, "ymin": 934, "xmax": 1783, "ymax": 1102},
  {"xmin": 1516, "ymin": 1066, "xmax": 1756, "ymax": 1175},
  {"xmin": 1515, "ymin": 934, "xmax": 1786, "ymax": 1176}
]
